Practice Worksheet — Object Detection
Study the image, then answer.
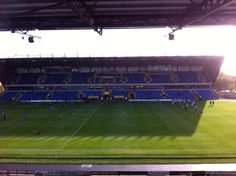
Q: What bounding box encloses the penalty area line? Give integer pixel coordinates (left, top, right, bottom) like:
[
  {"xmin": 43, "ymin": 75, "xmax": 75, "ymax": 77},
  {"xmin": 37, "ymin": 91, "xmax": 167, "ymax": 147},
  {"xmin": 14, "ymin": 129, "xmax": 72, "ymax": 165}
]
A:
[{"xmin": 59, "ymin": 102, "xmax": 104, "ymax": 150}]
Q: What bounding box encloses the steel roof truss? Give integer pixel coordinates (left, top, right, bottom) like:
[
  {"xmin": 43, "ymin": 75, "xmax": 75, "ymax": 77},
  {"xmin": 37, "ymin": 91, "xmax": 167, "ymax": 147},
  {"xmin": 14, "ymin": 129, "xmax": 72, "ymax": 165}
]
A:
[
  {"xmin": 65, "ymin": 0, "xmax": 103, "ymax": 35},
  {"xmin": 184, "ymin": 0, "xmax": 236, "ymax": 25}
]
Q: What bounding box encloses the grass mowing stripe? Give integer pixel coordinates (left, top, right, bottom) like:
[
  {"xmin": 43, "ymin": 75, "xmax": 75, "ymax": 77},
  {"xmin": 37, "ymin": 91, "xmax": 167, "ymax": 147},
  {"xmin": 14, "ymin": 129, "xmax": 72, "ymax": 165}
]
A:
[
  {"xmin": 59, "ymin": 102, "xmax": 104, "ymax": 150},
  {"xmin": 1, "ymin": 101, "xmax": 236, "ymax": 163}
]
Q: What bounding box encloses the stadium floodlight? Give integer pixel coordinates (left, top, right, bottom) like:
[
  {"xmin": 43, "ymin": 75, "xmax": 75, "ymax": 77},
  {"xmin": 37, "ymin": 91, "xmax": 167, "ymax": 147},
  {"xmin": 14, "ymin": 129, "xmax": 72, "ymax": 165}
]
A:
[
  {"xmin": 169, "ymin": 33, "xmax": 174, "ymax": 40},
  {"xmin": 168, "ymin": 26, "xmax": 181, "ymax": 40},
  {"xmin": 28, "ymin": 36, "xmax": 34, "ymax": 43},
  {"xmin": 13, "ymin": 30, "xmax": 41, "ymax": 43}
]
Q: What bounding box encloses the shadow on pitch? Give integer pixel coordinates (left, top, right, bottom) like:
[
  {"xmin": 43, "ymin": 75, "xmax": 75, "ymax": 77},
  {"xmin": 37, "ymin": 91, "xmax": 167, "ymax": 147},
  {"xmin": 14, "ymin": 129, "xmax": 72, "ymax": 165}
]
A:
[
  {"xmin": 76, "ymin": 101, "xmax": 207, "ymax": 137},
  {"xmin": 0, "ymin": 101, "xmax": 207, "ymax": 137}
]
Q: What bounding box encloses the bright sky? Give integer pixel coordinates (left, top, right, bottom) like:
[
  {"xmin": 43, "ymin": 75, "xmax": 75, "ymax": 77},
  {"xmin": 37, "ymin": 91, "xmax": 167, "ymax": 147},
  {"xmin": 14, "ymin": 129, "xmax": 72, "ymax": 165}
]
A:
[{"xmin": 0, "ymin": 26, "xmax": 236, "ymax": 75}]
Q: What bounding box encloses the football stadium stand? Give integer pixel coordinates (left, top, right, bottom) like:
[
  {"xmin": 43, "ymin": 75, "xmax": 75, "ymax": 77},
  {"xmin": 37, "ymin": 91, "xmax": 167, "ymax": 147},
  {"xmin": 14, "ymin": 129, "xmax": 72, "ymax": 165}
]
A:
[{"xmin": 0, "ymin": 56, "xmax": 222, "ymax": 102}]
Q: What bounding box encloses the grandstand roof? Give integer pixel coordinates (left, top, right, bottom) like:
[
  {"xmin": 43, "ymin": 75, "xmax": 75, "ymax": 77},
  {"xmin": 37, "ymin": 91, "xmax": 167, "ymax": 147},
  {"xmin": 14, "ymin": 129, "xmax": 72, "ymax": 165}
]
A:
[
  {"xmin": 2, "ymin": 56, "xmax": 223, "ymax": 69},
  {"xmin": 1, "ymin": 55, "xmax": 223, "ymax": 62},
  {"xmin": 0, "ymin": 0, "xmax": 236, "ymax": 34}
]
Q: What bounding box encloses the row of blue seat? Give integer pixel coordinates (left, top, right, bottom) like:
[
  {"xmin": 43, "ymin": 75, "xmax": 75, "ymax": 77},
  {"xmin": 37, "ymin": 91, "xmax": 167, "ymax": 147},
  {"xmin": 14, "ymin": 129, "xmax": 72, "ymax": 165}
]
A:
[
  {"xmin": 18, "ymin": 73, "xmax": 41, "ymax": 84},
  {"xmin": 9, "ymin": 72, "xmax": 209, "ymax": 85},
  {"xmin": 135, "ymin": 90, "xmax": 196, "ymax": 100},
  {"xmin": 0, "ymin": 89, "xmax": 217, "ymax": 101}
]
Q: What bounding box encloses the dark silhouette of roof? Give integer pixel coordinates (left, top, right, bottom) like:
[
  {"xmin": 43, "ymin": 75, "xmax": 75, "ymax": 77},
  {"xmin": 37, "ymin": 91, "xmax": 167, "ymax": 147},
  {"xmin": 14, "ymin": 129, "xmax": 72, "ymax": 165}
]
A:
[{"xmin": 0, "ymin": 0, "xmax": 236, "ymax": 34}]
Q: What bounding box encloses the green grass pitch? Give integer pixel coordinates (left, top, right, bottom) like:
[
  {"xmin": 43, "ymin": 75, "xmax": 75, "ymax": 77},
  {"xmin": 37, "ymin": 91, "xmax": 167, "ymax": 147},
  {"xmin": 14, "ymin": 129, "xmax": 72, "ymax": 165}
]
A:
[{"xmin": 0, "ymin": 101, "xmax": 236, "ymax": 164}]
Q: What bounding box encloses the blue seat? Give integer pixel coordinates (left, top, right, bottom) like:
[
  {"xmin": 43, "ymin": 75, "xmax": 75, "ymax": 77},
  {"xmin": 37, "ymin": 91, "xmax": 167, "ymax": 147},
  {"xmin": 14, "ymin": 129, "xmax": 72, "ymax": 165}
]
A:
[
  {"xmin": 196, "ymin": 89, "xmax": 218, "ymax": 100},
  {"xmin": 44, "ymin": 75, "xmax": 65, "ymax": 84},
  {"xmin": 18, "ymin": 73, "xmax": 41, "ymax": 84},
  {"xmin": 0, "ymin": 92, "xmax": 18, "ymax": 101}
]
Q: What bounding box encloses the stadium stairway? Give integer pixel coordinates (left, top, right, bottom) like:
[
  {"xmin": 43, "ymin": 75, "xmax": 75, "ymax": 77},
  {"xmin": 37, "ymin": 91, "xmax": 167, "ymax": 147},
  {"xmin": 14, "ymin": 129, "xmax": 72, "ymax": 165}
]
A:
[
  {"xmin": 37, "ymin": 74, "xmax": 47, "ymax": 84},
  {"xmin": 14, "ymin": 92, "xmax": 23, "ymax": 101},
  {"xmin": 170, "ymin": 73, "xmax": 179, "ymax": 83},
  {"xmin": 64, "ymin": 73, "xmax": 72, "ymax": 84},
  {"xmin": 121, "ymin": 74, "xmax": 128, "ymax": 83},
  {"xmin": 9, "ymin": 74, "xmax": 21, "ymax": 84}
]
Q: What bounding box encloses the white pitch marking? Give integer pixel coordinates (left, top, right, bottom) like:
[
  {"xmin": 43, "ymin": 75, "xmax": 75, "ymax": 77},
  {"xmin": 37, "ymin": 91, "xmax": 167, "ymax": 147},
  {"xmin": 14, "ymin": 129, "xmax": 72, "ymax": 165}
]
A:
[
  {"xmin": 60, "ymin": 102, "xmax": 104, "ymax": 150},
  {"xmin": 57, "ymin": 137, "xmax": 67, "ymax": 141},
  {"xmin": 0, "ymin": 136, "xmax": 12, "ymax": 141},
  {"xmin": 44, "ymin": 137, "xmax": 57, "ymax": 141},
  {"xmin": 33, "ymin": 137, "xmax": 46, "ymax": 141},
  {"xmin": 12, "ymin": 137, "xmax": 25, "ymax": 140}
]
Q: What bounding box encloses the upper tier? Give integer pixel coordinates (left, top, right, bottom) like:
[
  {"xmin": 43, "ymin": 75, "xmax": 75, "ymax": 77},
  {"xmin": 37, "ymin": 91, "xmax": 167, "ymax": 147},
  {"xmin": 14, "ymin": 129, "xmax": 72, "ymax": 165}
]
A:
[{"xmin": 7, "ymin": 71, "xmax": 210, "ymax": 85}]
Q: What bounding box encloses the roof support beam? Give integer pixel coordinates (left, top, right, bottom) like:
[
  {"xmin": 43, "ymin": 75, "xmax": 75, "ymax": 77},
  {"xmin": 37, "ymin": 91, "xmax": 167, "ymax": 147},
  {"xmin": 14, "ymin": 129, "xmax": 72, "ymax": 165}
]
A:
[
  {"xmin": 18, "ymin": 2, "xmax": 64, "ymax": 17},
  {"xmin": 184, "ymin": 0, "xmax": 236, "ymax": 25},
  {"xmin": 64, "ymin": 0, "xmax": 102, "ymax": 35}
]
